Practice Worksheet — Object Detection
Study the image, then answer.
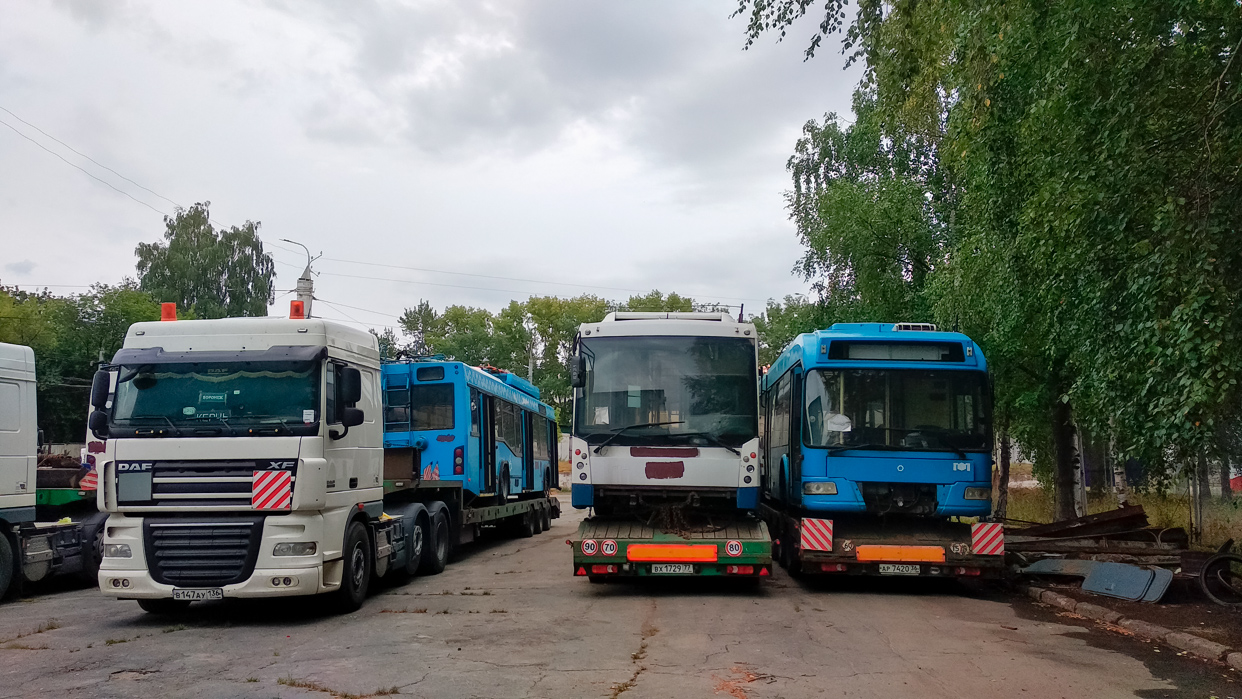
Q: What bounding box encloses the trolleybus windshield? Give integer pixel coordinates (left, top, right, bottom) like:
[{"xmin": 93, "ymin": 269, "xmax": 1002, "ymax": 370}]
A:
[
  {"xmin": 574, "ymin": 336, "xmax": 757, "ymax": 447},
  {"xmin": 803, "ymin": 368, "xmax": 989, "ymax": 452}
]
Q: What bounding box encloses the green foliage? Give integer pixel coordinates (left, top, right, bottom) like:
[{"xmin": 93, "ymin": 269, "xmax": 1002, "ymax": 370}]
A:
[
  {"xmin": 0, "ymin": 283, "xmax": 161, "ymax": 442},
  {"xmin": 737, "ymin": 0, "xmax": 1242, "ymax": 491},
  {"xmin": 135, "ymin": 202, "xmax": 275, "ymax": 318}
]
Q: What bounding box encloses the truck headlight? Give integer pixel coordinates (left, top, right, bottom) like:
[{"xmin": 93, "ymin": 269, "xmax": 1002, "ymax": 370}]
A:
[
  {"xmin": 102, "ymin": 543, "xmax": 132, "ymax": 558},
  {"xmin": 803, "ymin": 482, "xmax": 838, "ymax": 495},
  {"xmin": 964, "ymin": 487, "xmax": 991, "ymax": 501},
  {"xmin": 273, "ymin": 542, "xmax": 317, "ymax": 556}
]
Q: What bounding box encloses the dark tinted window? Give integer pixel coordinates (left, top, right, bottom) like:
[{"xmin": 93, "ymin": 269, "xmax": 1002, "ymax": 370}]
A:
[
  {"xmin": 386, "ymin": 383, "xmax": 454, "ymax": 432},
  {"xmin": 417, "ymin": 366, "xmax": 445, "ymax": 381}
]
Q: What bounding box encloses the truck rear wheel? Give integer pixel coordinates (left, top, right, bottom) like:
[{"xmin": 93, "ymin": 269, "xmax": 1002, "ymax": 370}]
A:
[
  {"xmin": 403, "ymin": 515, "xmax": 426, "ymax": 576},
  {"xmin": 0, "ymin": 534, "xmax": 14, "ymax": 600},
  {"xmin": 419, "ymin": 510, "xmax": 449, "ymax": 576},
  {"xmin": 137, "ymin": 598, "xmax": 191, "ymax": 615},
  {"xmin": 332, "ymin": 520, "xmax": 372, "ymax": 613}
]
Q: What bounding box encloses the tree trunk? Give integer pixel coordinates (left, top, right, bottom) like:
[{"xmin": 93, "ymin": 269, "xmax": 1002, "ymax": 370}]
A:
[
  {"xmin": 1221, "ymin": 453, "xmax": 1233, "ymax": 501},
  {"xmin": 995, "ymin": 428, "xmax": 1011, "ymax": 520},
  {"xmin": 1052, "ymin": 397, "xmax": 1078, "ymax": 521}
]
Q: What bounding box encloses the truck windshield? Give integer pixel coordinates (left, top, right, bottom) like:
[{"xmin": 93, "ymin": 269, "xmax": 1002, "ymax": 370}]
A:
[
  {"xmin": 804, "ymin": 368, "xmax": 989, "ymax": 451},
  {"xmin": 110, "ymin": 360, "xmax": 320, "ymax": 436},
  {"xmin": 574, "ymin": 336, "xmax": 757, "ymax": 447}
]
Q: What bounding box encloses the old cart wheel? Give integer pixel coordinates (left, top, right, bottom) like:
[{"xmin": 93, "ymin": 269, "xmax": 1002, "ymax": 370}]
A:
[{"xmin": 1199, "ymin": 553, "xmax": 1242, "ymax": 606}]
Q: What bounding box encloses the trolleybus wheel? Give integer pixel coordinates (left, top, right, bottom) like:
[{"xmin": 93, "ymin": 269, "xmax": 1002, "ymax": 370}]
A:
[
  {"xmin": 333, "ymin": 520, "xmax": 372, "ymax": 613},
  {"xmin": 419, "ymin": 510, "xmax": 450, "ymax": 576},
  {"xmin": 137, "ymin": 598, "xmax": 191, "ymax": 615},
  {"xmin": 498, "ymin": 467, "xmax": 511, "ymax": 503}
]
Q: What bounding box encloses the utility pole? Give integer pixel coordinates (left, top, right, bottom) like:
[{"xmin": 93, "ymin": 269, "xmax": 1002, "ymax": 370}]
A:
[{"xmin": 280, "ymin": 239, "xmax": 321, "ymax": 318}]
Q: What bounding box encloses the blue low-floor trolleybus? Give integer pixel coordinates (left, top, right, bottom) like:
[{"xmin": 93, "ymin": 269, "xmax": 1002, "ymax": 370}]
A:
[
  {"xmin": 758, "ymin": 323, "xmax": 1005, "ymax": 578},
  {"xmin": 381, "ymin": 358, "xmax": 560, "ymax": 564}
]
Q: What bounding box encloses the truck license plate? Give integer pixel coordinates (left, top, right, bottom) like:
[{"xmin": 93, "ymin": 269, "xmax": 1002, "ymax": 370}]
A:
[
  {"xmin": 878, "ymin": 564, "xmax": 921, "ymax": 576},
  {"xmin": 650, "ymin": 564, "xmax": 694, "ymax": 575},
  {"xmin": 172, "ymin": 588, "xmax": 223, "ymax": 601}
]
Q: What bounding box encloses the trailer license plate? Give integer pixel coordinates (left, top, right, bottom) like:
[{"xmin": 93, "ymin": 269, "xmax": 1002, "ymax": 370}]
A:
[
  {"xmin": 878, "ymin": 564, "xmax": 921, "ymax": 576},
  {"xmin": 650, "ymin": 564, "xmax": 694, "ymax": 575},
  {"xmin": 172, "ymin": 588, "xmax": 223, "ymax": 601}
]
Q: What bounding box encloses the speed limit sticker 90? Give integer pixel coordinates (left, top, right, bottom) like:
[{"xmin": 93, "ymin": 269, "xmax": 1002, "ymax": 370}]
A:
[
  {"xmin": 581, "ymin": 539, "xmax": 598, "ymax": 556},
  {"xmin": 725, "ymin": 540, "xmax": 743, "ymax": 557},
  {"xmin": 601, "ymin": 540, "xmax": 618, "ymax": 556}
]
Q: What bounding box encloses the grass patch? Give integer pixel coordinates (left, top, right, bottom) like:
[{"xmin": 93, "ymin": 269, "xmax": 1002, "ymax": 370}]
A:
[
  {"xmin": 162, "ymin": 624, "xmax": 188, "ymax": 634},
  {"xmin": 0, "ymin": 619, "xmax": 61, "ymax": 646},
  {"xmin": 435, "ymin": 609, "xmax": 451, "ymax": 615},
  {"xmin": 277, "ymin": 676, "xmax": 399, "ymax": 698},
  {"xmin": 245, "ymin": 677, "xmax": 259, "ymax": 683},
  {"xmin": 489, "ymin": 609, "xmax": 507, "ymax": 614},
  {"xmin": 2, "ymin": 642, "xmax": 50, "ymax": 650},
  {"xmin": 104, "ymin": 638, "xmax": 129, "ymax": 645}
]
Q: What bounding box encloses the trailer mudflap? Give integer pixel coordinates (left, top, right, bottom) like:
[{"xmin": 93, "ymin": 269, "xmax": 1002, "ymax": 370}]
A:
[{"xmin": 572, "ymin": 517, "xmax": 772, "ymax": 578}]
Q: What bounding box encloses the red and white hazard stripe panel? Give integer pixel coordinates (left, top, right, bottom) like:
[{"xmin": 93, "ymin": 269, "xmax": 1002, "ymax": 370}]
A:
[
  {"xmin": 79, "ymin": 469, "xmax": 98, "ymax": 491},
  {"xmin": 800, "ymin": 518, "xmax": 833, "ymax": 552},
  {"xmin": 971, "ymin": 522, "xmax": 1004, "ymax": 556},
  {"xmin": 252, "ymin": 471, "xmax": 293, "ymax": 510}
]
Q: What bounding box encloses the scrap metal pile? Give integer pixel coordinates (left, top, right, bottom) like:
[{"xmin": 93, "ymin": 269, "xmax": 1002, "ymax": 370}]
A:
[{"xmin": 1008, "ymin": 505, "xmax": 1241, "ymax": 606}]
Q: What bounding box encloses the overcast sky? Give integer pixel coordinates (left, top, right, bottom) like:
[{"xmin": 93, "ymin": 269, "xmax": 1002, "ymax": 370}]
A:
[{"xmin": 0, "ymin": 0, "xmax": 859, "ymax": 331}]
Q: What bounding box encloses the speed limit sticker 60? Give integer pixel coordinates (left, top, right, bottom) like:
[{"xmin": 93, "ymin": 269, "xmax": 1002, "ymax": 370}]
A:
[
  {"xmin": 725, "ymin": 540, "xmax": 743, "ymax": 557},
  {"xmin": 581, "ymin": 539, "xmax": 598, "ymax": 556}
]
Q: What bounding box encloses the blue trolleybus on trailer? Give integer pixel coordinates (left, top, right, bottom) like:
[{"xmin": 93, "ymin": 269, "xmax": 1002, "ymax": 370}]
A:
[
  {"xmin": 381, "ymin": 359, "xmax": 560, "ymax": 561},
  {"xmin": 758, "ymin": 323, "xmax": 1005, "ymax": 578}
]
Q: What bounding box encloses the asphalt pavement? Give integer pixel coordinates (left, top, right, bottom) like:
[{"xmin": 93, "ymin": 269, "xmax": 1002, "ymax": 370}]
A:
[{"xmin": 0, "ymin": 500, "xmax": 1235, "ymax": 698}]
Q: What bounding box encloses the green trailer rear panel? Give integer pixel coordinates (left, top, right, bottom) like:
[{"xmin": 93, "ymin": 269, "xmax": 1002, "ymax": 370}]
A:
[{"xmin": 572, "ymin": 517, "xmax": 772, "ymax": 579}]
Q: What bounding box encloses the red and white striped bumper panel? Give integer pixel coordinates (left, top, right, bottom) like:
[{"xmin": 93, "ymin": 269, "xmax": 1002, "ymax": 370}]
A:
[
  {"xmin": 800, "ymin": 518, "xmax": 834, "ymax": 551},
  {"xmin": 252, "ymin": 471, "xmax": 293, "ymax": 510},
  {"xmin": 971, "ymin": 522, "xmax": 1004, "ymax": 556}
]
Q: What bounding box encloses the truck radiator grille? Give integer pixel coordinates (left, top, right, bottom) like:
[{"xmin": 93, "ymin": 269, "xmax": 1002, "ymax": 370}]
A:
[
  {"xmin": 143, "ymin": 517, "xmax": 264, "ymax": 587},
  {"xmin": 145, "ymin": 461, "xmax": 295, "ymax": 509}
]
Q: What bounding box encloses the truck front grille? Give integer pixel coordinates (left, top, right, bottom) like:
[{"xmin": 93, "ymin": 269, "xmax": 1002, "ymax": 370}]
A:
[{"xmin": 143, "ymin": 517, "xmax": 264, "ymax": 587}]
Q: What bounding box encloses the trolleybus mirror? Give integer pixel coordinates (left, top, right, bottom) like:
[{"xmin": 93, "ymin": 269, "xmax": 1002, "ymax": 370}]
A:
[
  {"xmin": 569, "ymin": 355, "xmax": 586, "ymax": 388},
  {"xmin": 90, "ymin": 369, "xmax": 111, "ymax": 409}
]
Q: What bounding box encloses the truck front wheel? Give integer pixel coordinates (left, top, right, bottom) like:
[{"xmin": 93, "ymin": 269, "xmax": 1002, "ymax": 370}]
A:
[
  {"xmin": 0, "ymin": 534, "xmax": 14, "ymax": 600},
  {"xmin": 137, "ymin": 599, "xmax": 191, "ymax": 615},
  {"xmin": 332, "ymin": 520, "xmax": 372, "ymax": 613}
]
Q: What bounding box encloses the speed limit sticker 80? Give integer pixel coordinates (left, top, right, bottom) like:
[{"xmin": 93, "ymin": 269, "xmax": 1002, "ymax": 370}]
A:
[{"xmin": 725, "ymin": 540, "xmax": 743, "ymax": 557}]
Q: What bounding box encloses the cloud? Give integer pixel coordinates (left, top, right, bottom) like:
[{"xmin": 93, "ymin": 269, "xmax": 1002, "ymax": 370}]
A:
[{"xmin": 4, "ymin": 259, "xmax": 36, "ymax": 276}]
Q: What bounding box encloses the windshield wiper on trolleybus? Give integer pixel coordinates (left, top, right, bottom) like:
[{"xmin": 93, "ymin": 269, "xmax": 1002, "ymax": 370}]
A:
[
  {"xmin": 592, "ymin": 420, "xmax": 685, "ymax": 454},
  {"xmin": 674, "ymin": 431, "xmax": 740, "ymax": 455}
]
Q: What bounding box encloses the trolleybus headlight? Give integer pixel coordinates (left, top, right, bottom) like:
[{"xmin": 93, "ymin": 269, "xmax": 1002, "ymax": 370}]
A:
[
  {"xmin": 576, "ymin": 462, "xmax": 585, "ymax": 470},
  {"xmin": 743, "ymin": 476, "xmax": 752, "ymax": 484},
  {"xmin": 803, "ymin": 482, "xmax": 838, "ymax": 495},
  {"xmin": 964, "ymin": 487, "xmax": 991, "ymax": 500},
  {"xmin": 102, "ymin": 543, "xmax": 132, "ymax": 558},
  {"xmin": 746, "ymin": 464, "xmax": 754, "ymax": 472},
  {"xmin": 273, "ymin": 542, "xmax": 317, "ymax": 556},
  {"xmin": 578, "ymin": 472, "xmax": 588, "ymax": 481}
]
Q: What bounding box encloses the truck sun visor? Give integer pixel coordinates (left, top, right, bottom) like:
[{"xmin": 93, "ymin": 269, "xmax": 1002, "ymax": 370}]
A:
[{"xmin": 110, "ymin": 345, "xmax": 327, "ymax": 365}]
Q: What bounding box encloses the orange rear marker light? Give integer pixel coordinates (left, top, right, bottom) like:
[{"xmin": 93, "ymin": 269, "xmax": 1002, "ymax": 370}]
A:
[
  {"xmin": 855, "ymin": 545, "xmax": 946, "ymax": 563},
  {"xmin": 626, "ymin": 544, "xmax": 718, "ymax": 562}
]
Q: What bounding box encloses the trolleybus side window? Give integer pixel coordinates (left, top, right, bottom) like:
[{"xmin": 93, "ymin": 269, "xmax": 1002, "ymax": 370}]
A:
[
  {"xmin": 470, "ymin": 388, "xmax": 480, "ymax": 437},
  {"xmin": 532, "ymin": 415, "xmax": 550, "ymax": 460},
  {"xmin": 494, "ymin": 400, "xmax": 523, "ymax": 452}
]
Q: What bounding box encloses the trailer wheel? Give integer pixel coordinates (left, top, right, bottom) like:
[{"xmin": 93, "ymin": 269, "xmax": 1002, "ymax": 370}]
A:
[
  {"xmin": 517, "ymin": 509, "xmax": 537, "ymax": 538},
  {"xmin": 0, "ymin": 534, "xmax": 14, "ymax": 600},
  {"xmin": 419, "ymin": 510, "xmax": 449, "ymax": 576},
  {"xmin": 332, "ymin": 520, "xmax": 372, "ymax": 613},
  {"xmin": 137, "ymin": 599, "xmax": 191, "ymax": 615},
  {"xmin": 539, "ymin": 506, "xmax": 551, "ymax": 532}
]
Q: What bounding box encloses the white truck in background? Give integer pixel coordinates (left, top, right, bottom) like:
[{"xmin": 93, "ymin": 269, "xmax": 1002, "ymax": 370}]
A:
[{"xmin": 0, "ymin": 342, "xmax": 107, "ymax": 601}]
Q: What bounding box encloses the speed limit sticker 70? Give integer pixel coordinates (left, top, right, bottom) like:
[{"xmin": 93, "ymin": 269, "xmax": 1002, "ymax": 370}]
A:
[
  {"xmin": 725, "ymin": 540, "xmax": 743, "ymax": 557},
  {"xmin": 581, "ymin": 539, "xmax": 598, "ymax": 556},
  {"xmin": 601, "ymin": 540, "xmax": 618, "ymax": 556}
]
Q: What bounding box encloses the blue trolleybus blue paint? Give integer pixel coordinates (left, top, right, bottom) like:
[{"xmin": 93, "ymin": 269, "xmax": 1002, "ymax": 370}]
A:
[
  {"xmin": 382, "ymin": 360, "xmax": 558, "ymax": 501},
  {"xmin": 759, "ymin": 323, "xmax": 1003, "ymax": 577}
]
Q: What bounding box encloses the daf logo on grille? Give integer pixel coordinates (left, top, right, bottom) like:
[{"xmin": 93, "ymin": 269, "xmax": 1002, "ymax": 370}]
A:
[{"xmin": 117, "ymin": 462, "xmax": 154, "ymax": 472}]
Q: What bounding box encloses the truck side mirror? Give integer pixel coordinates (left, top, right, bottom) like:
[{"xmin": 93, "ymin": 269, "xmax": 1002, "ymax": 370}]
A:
[
  {"xmin": 340, "ymin": 367, "xmax": 362, "ymax": 406},
  {"xmin": 569, "ymin": 355, "xmax": 586, "ymax": 388},
  {"xmin": 90, "ymin": 370, "xmax": 111, "ymax": 409},
  {"xmin": 88, "ymin": 410, "xmax": 109, "ymax": 439},
  {"xmin": 342, "ymin": 407, "xmax": 364, "ymax": 428}
]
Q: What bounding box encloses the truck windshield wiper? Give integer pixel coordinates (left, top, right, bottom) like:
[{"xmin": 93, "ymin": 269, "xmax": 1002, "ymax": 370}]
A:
[
  {"xmin": 675, "ymin": 431, "xmax": 740, "ymax": 455},
  {"xmin": 593, "ymin": 420, "xmax": 685, "ymax": 454},
  {"xmin": 133, "ymin": 415, "xmax": 181, "ymax": 436}
]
